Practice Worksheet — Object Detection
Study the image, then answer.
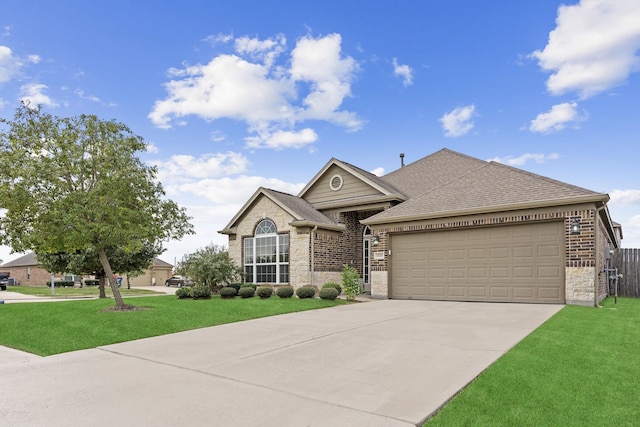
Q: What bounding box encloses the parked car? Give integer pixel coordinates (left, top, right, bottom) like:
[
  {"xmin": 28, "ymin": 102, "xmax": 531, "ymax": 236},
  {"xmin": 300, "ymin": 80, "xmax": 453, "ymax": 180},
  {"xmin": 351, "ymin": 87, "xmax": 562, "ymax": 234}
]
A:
[
  {"xmin": 165, "ymin": 276, "xmax": 186, "ymax": 287},
  {"xmin": 0, "ymin": 272, "xmax": 9, "ymax": 291}
]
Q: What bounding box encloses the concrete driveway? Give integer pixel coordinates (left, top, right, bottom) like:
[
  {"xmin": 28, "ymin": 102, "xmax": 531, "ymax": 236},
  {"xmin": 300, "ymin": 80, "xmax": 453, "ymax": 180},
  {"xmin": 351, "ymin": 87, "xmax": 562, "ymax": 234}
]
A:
[{"xmin": 0, "ymin": 299, "xmax": 562, "ymax": 426}]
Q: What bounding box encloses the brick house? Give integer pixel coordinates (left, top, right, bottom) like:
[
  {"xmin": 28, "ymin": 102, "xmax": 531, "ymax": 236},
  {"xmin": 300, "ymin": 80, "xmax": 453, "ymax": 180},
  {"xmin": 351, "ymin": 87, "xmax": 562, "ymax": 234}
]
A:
[
  {"xmin": 0, "ymin": 252, "xmax": 173, "ymax": 287},
  {"xmin": 220, "ymin": 148, "xmax": 622, "ymax": 306}
]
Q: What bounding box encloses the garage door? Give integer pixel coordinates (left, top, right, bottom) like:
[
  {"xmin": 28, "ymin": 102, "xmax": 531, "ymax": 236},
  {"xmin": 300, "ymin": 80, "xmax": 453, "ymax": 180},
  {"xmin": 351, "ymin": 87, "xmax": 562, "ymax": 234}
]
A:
[{"xmin": 390, "ymin": 222, "xmax": 565, "ymax": 303}]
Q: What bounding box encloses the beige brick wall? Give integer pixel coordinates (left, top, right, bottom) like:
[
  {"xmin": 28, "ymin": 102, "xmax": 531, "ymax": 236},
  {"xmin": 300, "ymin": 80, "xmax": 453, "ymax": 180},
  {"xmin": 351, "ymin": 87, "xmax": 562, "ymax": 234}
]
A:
[{"xmin": 228, "ymin": 196, "xmax": 309, "ymax": 286}]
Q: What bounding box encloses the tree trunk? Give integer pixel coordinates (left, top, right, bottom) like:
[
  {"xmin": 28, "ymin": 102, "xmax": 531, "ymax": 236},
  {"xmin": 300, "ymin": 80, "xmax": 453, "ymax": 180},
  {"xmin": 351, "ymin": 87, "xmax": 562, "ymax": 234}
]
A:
[
  {"xmin": 98, "ymin": 275, "xmax": 107, "ymax": 299},
  {"xmin": 96, "ymin": 247, "xmax": 126, "ymax": 309}
]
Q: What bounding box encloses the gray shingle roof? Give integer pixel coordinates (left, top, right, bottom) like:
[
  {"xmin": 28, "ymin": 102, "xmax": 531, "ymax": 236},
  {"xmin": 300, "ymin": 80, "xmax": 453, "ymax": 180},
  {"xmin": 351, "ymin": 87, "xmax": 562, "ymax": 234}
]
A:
[
  {"xmin": 0, "ymin": 252, "xmax": 172, "ymax": 268},
  {"xmin": 381, "ymin": 148, "xmax": 487, "ymax": 198},
  {"xmin": 263, "ymin": 188, "xmax": 342, "ymax": 228},
  {"xmin": 365, "ymin": 158, "xmax": 608, "ymax": 224}
]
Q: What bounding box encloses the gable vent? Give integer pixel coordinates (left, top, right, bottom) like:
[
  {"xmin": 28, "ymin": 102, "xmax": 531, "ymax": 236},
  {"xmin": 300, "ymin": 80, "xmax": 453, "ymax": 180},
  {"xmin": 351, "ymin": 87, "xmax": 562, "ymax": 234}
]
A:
[{"xmin": 329, "ymin": 174, "xmax": 343, "ymax": 191}]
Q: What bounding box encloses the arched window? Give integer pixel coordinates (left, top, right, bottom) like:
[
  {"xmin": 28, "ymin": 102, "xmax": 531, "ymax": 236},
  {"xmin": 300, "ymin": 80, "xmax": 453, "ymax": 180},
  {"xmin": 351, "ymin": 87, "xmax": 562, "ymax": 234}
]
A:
[{"xmin": 243, "ymin": 220, "xmax": 289, "ymax": 284}]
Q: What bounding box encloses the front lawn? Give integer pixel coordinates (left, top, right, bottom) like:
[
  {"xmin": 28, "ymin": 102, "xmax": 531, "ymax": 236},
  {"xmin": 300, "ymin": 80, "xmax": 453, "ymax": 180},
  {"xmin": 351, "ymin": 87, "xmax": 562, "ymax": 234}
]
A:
[
  {"xmin": 425, "ymin": 297, "xmax": 640, "ymax": 426},
  {"xmin": 0, "ymin": 295, "xmax": 346, "ymax": 356}
]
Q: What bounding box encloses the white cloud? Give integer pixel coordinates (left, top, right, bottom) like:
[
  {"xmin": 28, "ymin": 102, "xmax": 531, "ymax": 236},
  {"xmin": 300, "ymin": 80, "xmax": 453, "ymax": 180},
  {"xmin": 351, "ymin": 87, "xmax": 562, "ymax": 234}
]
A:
[
  {"xmin": 19, "ymin": 83, "xmax": 58, "ymax": 108},
  {"xmin": 439, "ymin": 105, "xmax": 476, "ymax": 137},
  {"xmin": 203, "ymin": 32, "xmax": 234, "ymax": 46},
  {"xmin": 145, "ymin": 143, "xmax": 159, "ymax": 154},
  {"xmin": 489, "ymin": 152, "xmax": 560, "ymax": 166},
  {"xmin": 529, "ymin": 102, "xmax": 584, "ymax": 133},
  {"xmin": 370, "ymin": 167, "xmax": 385, "ymax": 176},
  {"xmin": 234, "ymin": 34, "xmax": 286, "ymax": 68},
  {"xmin": 28, "ymin": 54, "xmax": 41, "ymax": 64},
  {"xmin": 149, "ymin": 33, "xmax": 362, "ymax": 149},
  {"xmin": 0, "ymin": 45, "xmax": 22, "ymax": 83},
  {"xmin": 610, "ymin": 189, "xmax": 640, "ymax": 206},
  {"xmin": 75, "ymin": 88, "xmax": 100, "ymax": 102},
  {"xmin": 153, "ymin": 151, "xmax": 249, "ymax": 183},
  {"xmin": 530, "ymin": 0, "xmax": 640, "ymax": 98},
  {"xmin": 245, "ymin": 128, "xmax": 318, "ymax": 150},
  {"xmin": 392, "ymin": 58, "xmax": 413, "ymax": 86}
]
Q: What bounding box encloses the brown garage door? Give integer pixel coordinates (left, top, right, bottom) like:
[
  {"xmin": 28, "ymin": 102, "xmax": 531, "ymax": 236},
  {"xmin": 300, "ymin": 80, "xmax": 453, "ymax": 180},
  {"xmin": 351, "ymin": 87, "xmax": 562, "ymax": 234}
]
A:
[{"xmin": 390, "ymin": 222, "xmax": 565, "ymax": 303}]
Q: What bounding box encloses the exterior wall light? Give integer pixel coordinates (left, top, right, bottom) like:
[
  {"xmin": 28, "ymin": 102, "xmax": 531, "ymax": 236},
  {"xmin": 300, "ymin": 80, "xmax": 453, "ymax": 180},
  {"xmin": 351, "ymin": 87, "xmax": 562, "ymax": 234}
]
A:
[
  {"xmin": 372, "ymin": 235, "xmax": 380, "ymax": 246},
  {"xmin": 570, "ymin": 218, "xmax": 581, "ymax": 235}
]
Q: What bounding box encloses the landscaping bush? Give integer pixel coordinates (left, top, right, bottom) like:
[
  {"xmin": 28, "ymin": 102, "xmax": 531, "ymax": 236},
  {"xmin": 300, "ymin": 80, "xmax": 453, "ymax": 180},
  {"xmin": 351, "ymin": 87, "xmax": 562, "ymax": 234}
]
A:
[
  {"xmin": 275, "ymin": 285, "xmax": 294, "ymax": 298},
  {"xmin": 238, "ymin": 286, "xmax": 255, "ymax": 298},
  {"xmin": 219, "ymin": 287, "xmax": 237, "ymax": 298},
  {"xmin": 191, "ymin": 284, "xmax": 212, "ymax": 299},
  {"xmin": 319, "ymin": 287, "xmax": 339, "ymax": 300},
  {"xmin": 226, "ymin": 283, "xmax": 242, "ymax": 292},
  {"xmin": 83, "ymin": 280, "xmax": 99, "ymax": 286},
  {"xmin": 47, "ymin": 281, "xmax": 75, "ymax": 288},
  {"xmin": 175, "ymin": 287, "xmax": 193, "ymax": 299},
  {"xmin": 342, "ymin": 264, "xmax": 361, "ymax": 301},
  {"xmin": 295, "ymin": 285, "xmax": 316, "ymax": 299},
  {"xmin": 256, "ymin": 286, "xmax": 273, "ymax": 299},
  {"xmin": 240, "ymin": 283, "xmax": 257, "ymax": 290},
  {"xmin": 322, "ymin": 281, "xmax": 342, "ymax": 295}
]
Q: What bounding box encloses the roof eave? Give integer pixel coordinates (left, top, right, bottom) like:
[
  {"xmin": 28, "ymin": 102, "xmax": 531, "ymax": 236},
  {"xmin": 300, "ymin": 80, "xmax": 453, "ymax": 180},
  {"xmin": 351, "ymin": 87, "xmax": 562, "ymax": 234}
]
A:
[{"xmin": 289, "ymin": 220, "xmax": 346, "ymax": 232}]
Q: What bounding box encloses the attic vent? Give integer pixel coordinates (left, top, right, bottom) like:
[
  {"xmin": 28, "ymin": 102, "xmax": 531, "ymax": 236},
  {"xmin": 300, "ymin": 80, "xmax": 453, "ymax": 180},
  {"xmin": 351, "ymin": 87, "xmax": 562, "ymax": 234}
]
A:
[{"xmin": 329, "ymin": 174, "xmax": 343, "ymax": 191}]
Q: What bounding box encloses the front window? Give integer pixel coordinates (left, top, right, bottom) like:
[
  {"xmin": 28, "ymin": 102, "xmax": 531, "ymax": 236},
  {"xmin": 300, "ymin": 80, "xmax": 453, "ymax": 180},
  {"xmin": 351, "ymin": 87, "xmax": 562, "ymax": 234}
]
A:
[{"xmin": 244, "ymin": 219, "xmax": 289, "ymax": 284}]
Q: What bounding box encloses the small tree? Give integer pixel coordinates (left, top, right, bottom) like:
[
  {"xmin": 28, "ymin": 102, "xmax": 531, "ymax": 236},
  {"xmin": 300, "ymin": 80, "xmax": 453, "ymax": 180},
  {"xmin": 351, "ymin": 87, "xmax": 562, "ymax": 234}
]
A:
[
  {"xmin": 176, "ymin": 243, "xmax": 241, "ymax": 290},
  {"xmin": 0, "ymin": 103, "xmax": 193, "ymax": 310},
  {"xmin": 342, "ymin": 263, "xmax": 361, "ymax": 301}
]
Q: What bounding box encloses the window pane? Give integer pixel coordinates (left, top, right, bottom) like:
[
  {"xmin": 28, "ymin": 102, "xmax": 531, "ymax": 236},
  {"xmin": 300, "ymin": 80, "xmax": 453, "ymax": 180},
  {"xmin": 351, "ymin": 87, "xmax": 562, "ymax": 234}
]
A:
[
  {"xmin": 279, "ymin": 264, "xmax": 289, "ymax": 283},
  {"xmin": 256, "ymin": 220, "xmax": 276, "ymax": 235},
  {"xmin": 256, "ymin": 265, "xmax": 276, "ymax": 283},
  {"xmin": 256, "ymin": 236, "xmax": 276, "ymax": 263},
  {"xmin": 244, "ymin": 238, "xmax": 253, "ymax": 264},
  {"xmin": 279, "ymin": 234, "xmax": 289, "ymax": 262},
  {"xmin": 245, "ymin": 266, "xmax": 253, "ymax": 283}
]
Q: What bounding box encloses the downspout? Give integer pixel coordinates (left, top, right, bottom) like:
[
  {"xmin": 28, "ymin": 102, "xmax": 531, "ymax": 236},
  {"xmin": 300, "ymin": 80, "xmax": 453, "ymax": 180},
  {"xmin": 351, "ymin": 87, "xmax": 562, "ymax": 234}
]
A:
[{"xmin": 310, "ymin": 225, "xmax": 318, "ymax": 287}]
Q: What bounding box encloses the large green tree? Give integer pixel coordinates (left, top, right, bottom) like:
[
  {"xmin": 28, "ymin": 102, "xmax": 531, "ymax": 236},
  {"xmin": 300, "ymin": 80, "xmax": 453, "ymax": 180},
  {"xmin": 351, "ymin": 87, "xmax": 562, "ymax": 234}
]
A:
[
  {"xmin": 0, "ymin": 103, "xmax": 193, "ymax": 309},
  {"xmin": 176, "ymin": 243, "xmax": 241, "ymax": 289}
]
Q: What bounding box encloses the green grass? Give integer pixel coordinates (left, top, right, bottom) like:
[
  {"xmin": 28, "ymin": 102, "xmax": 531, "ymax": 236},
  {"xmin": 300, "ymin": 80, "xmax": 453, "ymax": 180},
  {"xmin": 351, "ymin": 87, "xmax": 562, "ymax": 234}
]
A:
[
  {"xmin": 0, "ymin": 295, "xmax": 346, "ymax": 356},
  {"xmin": 5, "ymin": 285, "xmax": 162, "ymax": 297},
  {"xmin": 425, "ymin": 297, "xmax": 640, "ymax": 426}
]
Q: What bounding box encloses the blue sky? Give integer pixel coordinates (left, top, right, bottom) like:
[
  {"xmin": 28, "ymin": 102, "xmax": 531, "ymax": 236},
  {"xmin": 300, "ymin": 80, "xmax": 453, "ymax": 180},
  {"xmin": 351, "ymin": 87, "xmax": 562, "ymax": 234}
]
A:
[{"xmin": 1, "ymin": 0, "xmax": 639, "ymax": 266}]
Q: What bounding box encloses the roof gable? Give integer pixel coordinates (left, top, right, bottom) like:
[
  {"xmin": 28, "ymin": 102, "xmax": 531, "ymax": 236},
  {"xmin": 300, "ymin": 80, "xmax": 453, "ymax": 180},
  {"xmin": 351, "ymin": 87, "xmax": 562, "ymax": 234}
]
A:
[
  {"xmin": 219, "ymin": 187, "xmax": 343, "ymax": 235},
  {"xmin": 298, "ymin": 158, "xmax": 405, "ymax": 208}
]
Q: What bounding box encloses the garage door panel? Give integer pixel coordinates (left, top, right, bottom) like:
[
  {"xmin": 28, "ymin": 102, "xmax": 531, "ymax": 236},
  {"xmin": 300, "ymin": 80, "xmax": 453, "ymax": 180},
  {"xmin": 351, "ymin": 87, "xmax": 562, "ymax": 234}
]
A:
[{"xmin": 391, "ymin": 222, "xmax": 564, "ymax": 303}]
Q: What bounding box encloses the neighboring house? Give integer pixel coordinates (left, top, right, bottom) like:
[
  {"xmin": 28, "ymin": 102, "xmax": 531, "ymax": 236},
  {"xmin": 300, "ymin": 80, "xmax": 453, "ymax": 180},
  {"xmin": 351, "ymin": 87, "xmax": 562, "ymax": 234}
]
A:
[
  {"xmin": 0, "ymin": 253, "xmax": 173, "ymax": 287},
  {"xmin": 220, "ymin": 148, "xmax": 622, "ymax": 306}
]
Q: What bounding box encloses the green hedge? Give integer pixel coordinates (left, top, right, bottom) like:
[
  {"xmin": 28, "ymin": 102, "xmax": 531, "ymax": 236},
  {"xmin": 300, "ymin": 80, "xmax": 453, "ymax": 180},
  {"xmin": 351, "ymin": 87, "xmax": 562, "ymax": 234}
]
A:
[
  {"xmin": 238, "ymin": 287, "xmax": 255, "ymax": 298},
  {"xmin": 319, "ymin": 287, "xmax": 339, "ymax": 300},
  {"xmin": 256, "ymin": 286, "xmax": 273, "ymax": 299},
  {"xmin": 322, "ymin": 282, "xmax": 342, "ymax": 295},
  {"xmin": 220, "ymin": 287, "xmax": 237, "ymax": 298},
  {"xmin": 295, "ymin": 285, "xmax": 316, "ymax": 299},
  {"xmin": 275, "ymin": 285, "xmax": 294, "ymax": 298},
  {"xmin": 47, "ymin": 281, "xmax": 75, "ymax": 287}
]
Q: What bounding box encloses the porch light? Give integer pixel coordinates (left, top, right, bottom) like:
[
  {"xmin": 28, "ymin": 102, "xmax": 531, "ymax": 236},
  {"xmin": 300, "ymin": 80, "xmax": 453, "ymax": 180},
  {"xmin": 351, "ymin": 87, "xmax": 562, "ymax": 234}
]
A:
[
  {"xmin": 372, "ymin": 235, "xmax": 380, "ymax": 246},
  {"xmin": 570, "ymin": 218, "xmax": 581, "ymax": 235}
]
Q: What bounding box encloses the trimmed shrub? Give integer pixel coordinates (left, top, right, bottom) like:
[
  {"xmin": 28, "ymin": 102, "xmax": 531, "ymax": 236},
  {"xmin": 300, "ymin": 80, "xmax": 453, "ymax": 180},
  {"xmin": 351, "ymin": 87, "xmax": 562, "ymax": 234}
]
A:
[
  {"xmin": 256, "ymin": 286, "xmax": 273, "ymax": 299},
  {"xmin": 47, "ymin": 281, "xmax": 75, "ymax": 287},
  {"xmin": 191, "ymin": 284, "xmax": 212, "ymax": 299},
  {"xmin": 296, "ymin": 285, "xmax": 316, "ymax": 299},
  {"xmin": 276, "ymin": 285, "xmax": 294, "ymax": 298},
  {"xmin": 322, "ymin": 281, "xmax": 342, "ymax": 295},
  {"xmin": 319, "ymin": 287, "xmax": 339, "ymax": 300},
  {"xmin": 226, "ymin": 283, "xmax": 242, "ymax": 292},
  {"xmin": 219, "ymin": 287, "xmax": 237, "ymax": 299},
  {"xmin": 175, "ymin": 287, "xmax": 193, "ymax": 299},
  {"xmin": 238, "ymin": 286, "xmax": 255, "ymax": 298},
  {"xmin": 240, "ymin": 283, "xmax": 257, "ymax": 290},
  {"xmin": 84, "ymin": 280, "xmax": 99, "ymax": 286}
]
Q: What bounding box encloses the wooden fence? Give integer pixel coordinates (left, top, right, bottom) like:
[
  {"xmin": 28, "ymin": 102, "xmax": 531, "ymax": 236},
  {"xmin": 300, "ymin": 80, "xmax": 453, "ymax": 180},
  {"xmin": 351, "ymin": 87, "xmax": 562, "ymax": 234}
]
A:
[{"xmin": 611, "ymin": 248, "xmax": 640, "ymax": 297}]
